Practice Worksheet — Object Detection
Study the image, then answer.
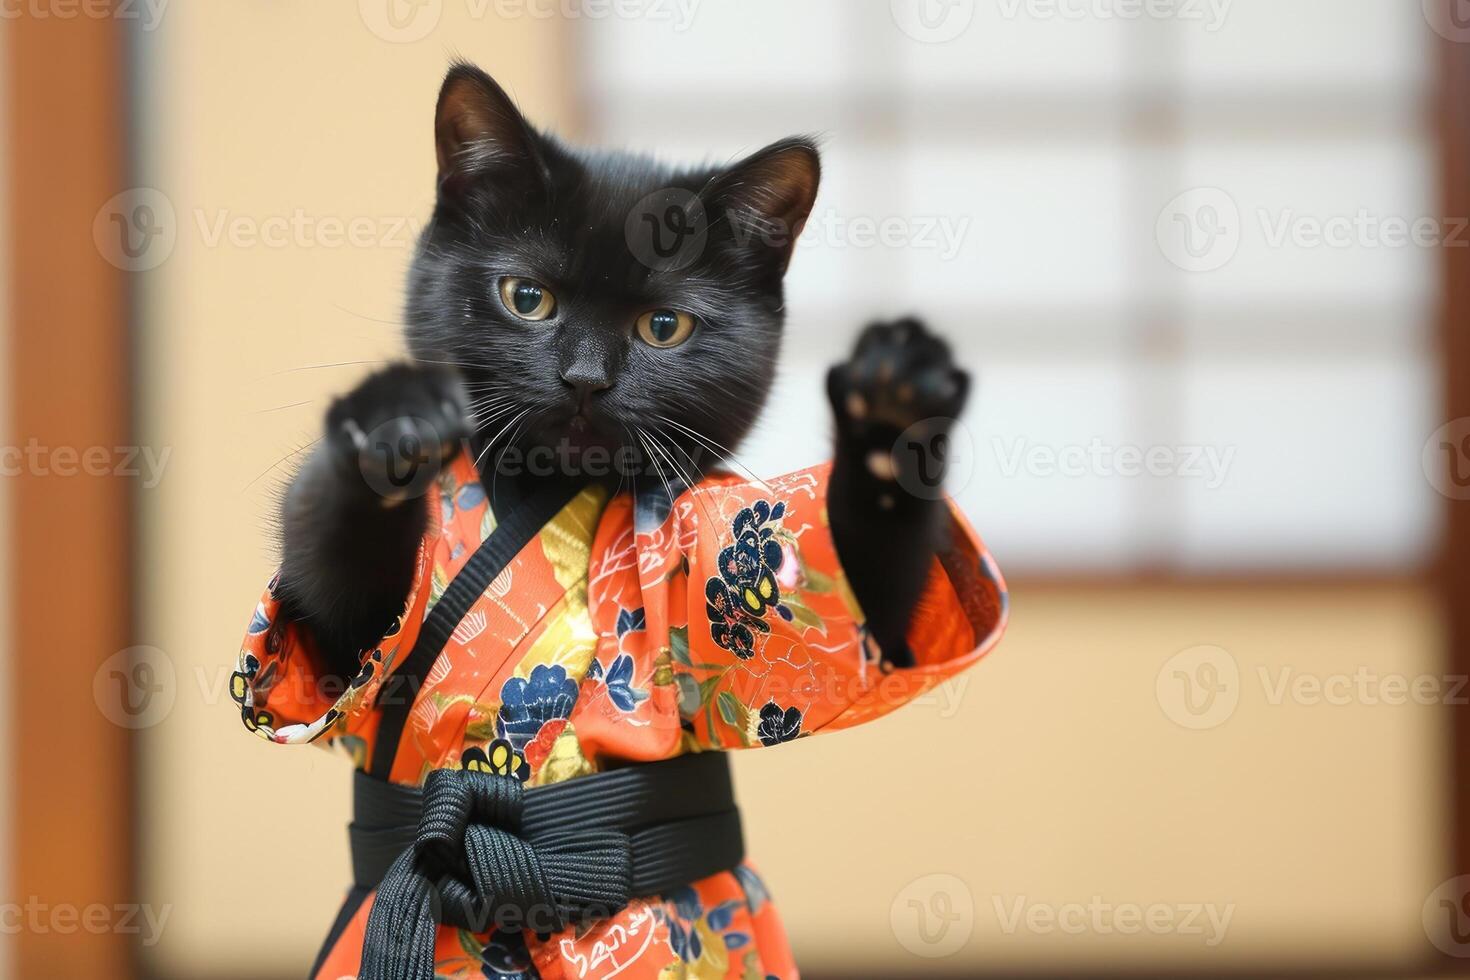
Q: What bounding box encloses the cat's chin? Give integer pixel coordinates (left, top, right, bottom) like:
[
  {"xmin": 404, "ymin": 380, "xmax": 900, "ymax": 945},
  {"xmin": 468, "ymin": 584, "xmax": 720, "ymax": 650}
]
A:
[{"xmin": 525, "ymin": 412, "xmax": 621, "ymax": 456}]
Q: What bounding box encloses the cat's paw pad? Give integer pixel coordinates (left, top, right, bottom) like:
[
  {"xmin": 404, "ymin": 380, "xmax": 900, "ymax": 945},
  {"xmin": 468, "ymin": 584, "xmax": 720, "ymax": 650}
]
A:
[
  {"xmin": 829, "ymin": 317, "xmax": 968, "ymax": 432},
  {"xmin": 326, "ymin": 363, "xmax": 469, "ymax": 504},
  {"xmin": 828, "ymin": 319, "xmax": 969, "ymax": 493}
]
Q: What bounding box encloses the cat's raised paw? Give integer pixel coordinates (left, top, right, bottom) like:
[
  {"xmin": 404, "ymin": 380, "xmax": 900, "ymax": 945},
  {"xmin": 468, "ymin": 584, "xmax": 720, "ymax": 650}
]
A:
[
  {"xmin": 325, "ymin": 363, "xmax": 469, "ymax": 504},
  {"xmin": 828, "ymin": 318, "xmax": 969, "ymax": 439}
]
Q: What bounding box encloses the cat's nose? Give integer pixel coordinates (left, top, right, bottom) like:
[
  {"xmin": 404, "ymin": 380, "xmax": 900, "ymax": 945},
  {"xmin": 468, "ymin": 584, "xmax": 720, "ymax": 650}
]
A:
[{"xmin": 559, "ymin": 365, "xmax": 612, "ymax": 398}]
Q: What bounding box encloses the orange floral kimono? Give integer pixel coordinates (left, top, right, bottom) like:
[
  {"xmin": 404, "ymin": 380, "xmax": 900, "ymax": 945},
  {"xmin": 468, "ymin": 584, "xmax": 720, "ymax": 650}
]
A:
[{"xmin": 233, "ymin": 453, "xmax": 1007, "ymax": 979}]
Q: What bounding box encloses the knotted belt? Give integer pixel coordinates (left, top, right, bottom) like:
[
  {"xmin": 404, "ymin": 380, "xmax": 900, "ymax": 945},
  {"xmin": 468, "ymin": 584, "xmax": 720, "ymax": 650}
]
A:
[{"xmin": 355, "ymin": 751, "xmax": 744, "ymax": 980}]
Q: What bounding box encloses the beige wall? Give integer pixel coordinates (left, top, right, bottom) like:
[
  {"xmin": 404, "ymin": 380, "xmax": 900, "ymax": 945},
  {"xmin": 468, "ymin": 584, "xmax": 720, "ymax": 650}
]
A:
[
  {"xmin": 135, "ymin": 5, "xmax": 577, "ymax": 976},
  {"xmin": 739, "ymin": 584, "xmax": 1445, "ymax": 974},
  {"xmin": 136, "ymin": 6, "xmax": 1448, "ymax": 977}
]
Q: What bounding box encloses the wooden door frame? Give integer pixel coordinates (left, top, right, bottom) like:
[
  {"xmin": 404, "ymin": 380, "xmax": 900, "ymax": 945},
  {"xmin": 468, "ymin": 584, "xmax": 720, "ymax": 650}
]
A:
[
  {"xmin": 1437, "ymin": 20, "xmax": 1470, "ymax": 973},
  {"xmin": 6, "ymin": 6, "xmax": 135, "ymax": 978}
]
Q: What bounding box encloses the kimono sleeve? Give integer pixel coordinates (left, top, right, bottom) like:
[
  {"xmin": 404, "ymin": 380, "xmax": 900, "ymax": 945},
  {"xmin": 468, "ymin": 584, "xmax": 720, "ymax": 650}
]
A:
[
  {"xmin": 229, "ymin": 500, "xmax": 439, "ymax": 747},
  {"xmin": 676, "ymin": 464, "xmax": 1007, "ymax": 749}
]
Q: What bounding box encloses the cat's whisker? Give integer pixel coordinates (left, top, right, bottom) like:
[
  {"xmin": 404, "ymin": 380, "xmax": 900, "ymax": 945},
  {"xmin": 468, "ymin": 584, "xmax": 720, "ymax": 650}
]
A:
[
  {"xmin": 646, "ymin": 429, "xmax": 695, "ymax": 496},
  {"xmin": 490, "ymin": 413, "xmax": 533, "ymax": 506},
  {"xmin": 260, "ymin": 358, "xmax": 393, "ymax": 379},
  {"xmin": 330, "ymin": 305, "xmax": 408, "ymax": 328},
  {"xmin": 635, "ymin": 427, "xmax": 677, "ymax": 511},
  {"xmin": 465, "ymin": 389, "xmax": 523, "ymax": 413},
  {"xmin": 641, "ymin": 428, "xmax": 680, "ymax": 490},
  {"xmin": 644, "ymin": 426, "xmax": 724, "ymax": 531},
  {"xmin": 662, "ymin": 432, "xmax": 714, "ymax": 494},
  {"xmin": 616, "ymin": 423, "xmax": 643, "ymax": 505},
  {"xmin": 465, "ymin": 389, "xmax": 516, "ymax": 407},
  {"xmin": 474, "ymin": 407, "xmax": 531, "ymax": 472},
  {"xmin": 242, "ymin": 436, "xmax": 324, "ymax": 492},
  {"xmin": 466, "ymin": 404, "xmax": 518, "ymax": 433},
  {"xmin": 253, "ymin": 399, "xmax": 314, "ymax": 415},
  {"xmin": 655, "ymin": 414, "xmax": 772, "ymax": 491},
  {"xmin": 257, "ymin": 355, "xmax": 469, "ymax": 382},
  {"xmin": 465, "ymin": 396, "xmax": 518, "ymax": 420}
]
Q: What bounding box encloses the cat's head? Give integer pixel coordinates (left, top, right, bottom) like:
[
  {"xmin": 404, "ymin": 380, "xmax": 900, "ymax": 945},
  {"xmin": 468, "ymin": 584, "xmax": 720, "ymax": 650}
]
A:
[{"xmin": 405, "ymin": 62, "xmax": 819, "ymax": 487}]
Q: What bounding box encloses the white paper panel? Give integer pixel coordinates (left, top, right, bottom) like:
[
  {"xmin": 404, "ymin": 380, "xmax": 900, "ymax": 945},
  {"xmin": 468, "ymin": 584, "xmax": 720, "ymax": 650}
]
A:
[
  {"xmin": 579, "ymin": 0, "xmax": 1440, "ymax": 575},
  {"xmin": 894, "ymin": 0, "xmax": 1128, "ymax": 89},
  {"xmin": 906, "ymin": 143, "xmax": 1130, "ymax": 309},
  {"xmin": 1176, "ymin": 355, "xmax": 1440, "ymax": 570},
  {"xmin": 583, "ymin": 0, "xmax": 851, "ymax": 96},
  {"xmin": 1161, "ymin": 139, "xmax": 1435, "ymax": 314},
  {"xmin": 1179, "ymin": 0, "xmax": 1431, "ymax": 92}
]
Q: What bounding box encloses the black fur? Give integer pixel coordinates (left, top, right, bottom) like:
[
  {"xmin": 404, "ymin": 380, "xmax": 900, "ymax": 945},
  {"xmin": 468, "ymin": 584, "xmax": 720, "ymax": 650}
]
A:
[{"xmin": 277, "ymin": 62, "xmax": 969, "ymax": 679}]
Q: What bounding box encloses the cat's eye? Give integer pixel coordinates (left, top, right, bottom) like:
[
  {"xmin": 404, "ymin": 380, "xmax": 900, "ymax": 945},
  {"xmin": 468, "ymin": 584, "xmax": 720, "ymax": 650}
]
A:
[
  {"xmin": 498, "ymin": 277, "xmax": 556, "ymax": 321},
  {"xmin": 636, "ymin": 309, "xmax": 696, "ymax": 349}
]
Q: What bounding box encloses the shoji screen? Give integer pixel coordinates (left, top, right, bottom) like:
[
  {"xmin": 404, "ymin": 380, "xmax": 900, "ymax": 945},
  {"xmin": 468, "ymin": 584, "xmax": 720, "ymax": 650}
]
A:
[{"xmin": 580, "ymin": 0, "xmax": 1439, "ymax": 576}]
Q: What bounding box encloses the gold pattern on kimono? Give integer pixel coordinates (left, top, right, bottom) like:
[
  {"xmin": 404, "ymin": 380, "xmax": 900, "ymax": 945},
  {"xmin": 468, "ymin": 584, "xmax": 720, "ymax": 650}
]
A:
[
  {"xmin": 513, "ymin": 486, "xmax": 607, "ymax": 684},
  {"xmin": 427, "ymin": 563, "xmax": 450, "ymax": 613},
  {"xmin": 512, "ymin": 588, "xmax": 598, "ymax": 688},
  {"xmin": 541, "ymin": 485, "xmax": 608, "ymax": 590},
  {"xmin": 652, "ymin": 646, "xmax": 675, "ymax": 687},
  {"xmin": 533, "ymin": 721, "xmax": 596, "ymax": 786},
  {"xmin": 657, "ymin": 919, "xmax": 729, "ymax": 980}
]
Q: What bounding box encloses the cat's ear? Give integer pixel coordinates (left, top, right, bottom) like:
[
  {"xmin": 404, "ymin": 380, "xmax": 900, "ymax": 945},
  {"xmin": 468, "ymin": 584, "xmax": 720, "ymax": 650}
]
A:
[
  {"xmin": 433, "ymin": 62, "xmax": 547, "ymax": 200},
  {"xmin": 706, "ymin": 137, "xmax": 821, "ymax": 273}
]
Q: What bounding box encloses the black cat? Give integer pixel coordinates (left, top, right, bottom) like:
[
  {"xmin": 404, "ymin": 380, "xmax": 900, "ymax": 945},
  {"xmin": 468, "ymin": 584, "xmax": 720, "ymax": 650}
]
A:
[{"xmin": 277, "ymin": 62, "xmax": 969, "ymax": 680}]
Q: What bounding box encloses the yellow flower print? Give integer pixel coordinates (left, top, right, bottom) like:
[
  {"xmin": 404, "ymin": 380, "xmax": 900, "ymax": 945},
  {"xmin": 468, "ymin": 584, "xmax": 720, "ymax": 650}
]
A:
[{"xmin": 460, "ymin": 738, "xmax": 530, "ymax": 782}]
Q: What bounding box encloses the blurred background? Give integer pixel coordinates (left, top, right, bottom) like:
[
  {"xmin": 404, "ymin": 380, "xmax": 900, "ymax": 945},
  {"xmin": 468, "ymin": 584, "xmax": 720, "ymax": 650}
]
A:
[{"xmin": 5, "ymin": 0, "xmax": 1470, "ymax": 976}]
